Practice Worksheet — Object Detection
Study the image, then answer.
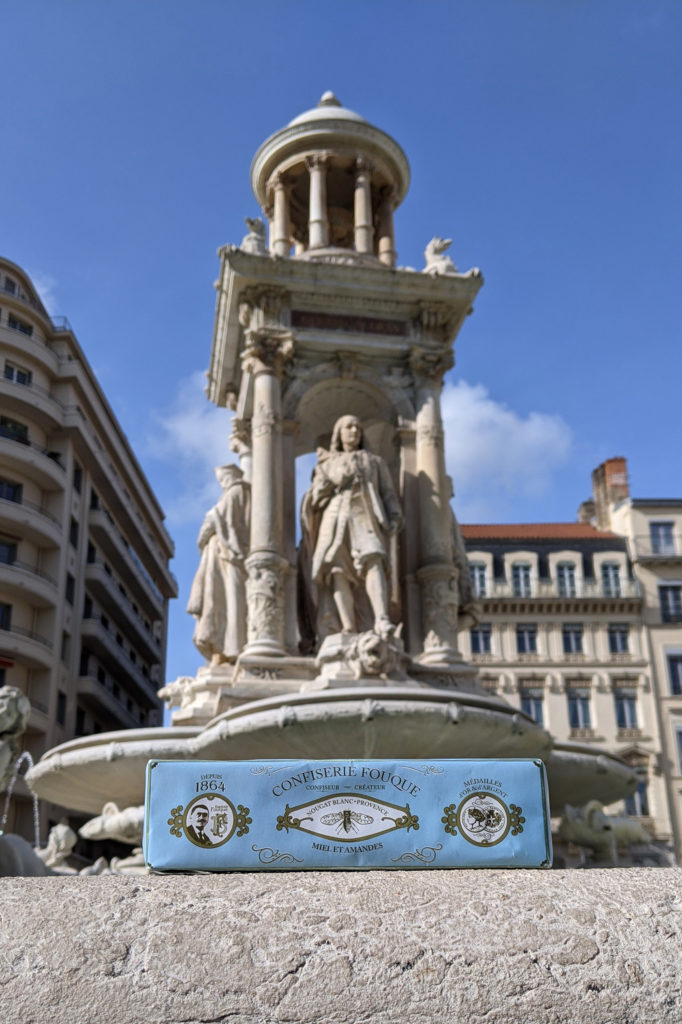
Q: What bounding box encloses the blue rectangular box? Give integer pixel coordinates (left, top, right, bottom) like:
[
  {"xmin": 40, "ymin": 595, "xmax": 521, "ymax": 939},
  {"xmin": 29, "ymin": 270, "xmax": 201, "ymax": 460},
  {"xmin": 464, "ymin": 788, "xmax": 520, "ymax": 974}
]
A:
[{"xmin": 144, "ymin": 758, "xmax": 552, "ymax": 871}]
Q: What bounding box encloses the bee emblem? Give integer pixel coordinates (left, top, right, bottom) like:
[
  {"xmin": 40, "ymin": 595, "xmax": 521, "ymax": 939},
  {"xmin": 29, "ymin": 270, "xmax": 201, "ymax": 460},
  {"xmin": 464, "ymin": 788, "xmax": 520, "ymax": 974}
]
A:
[{"xmin": 320, "ymin": 809, "xmax": 374, "ymax": 835}]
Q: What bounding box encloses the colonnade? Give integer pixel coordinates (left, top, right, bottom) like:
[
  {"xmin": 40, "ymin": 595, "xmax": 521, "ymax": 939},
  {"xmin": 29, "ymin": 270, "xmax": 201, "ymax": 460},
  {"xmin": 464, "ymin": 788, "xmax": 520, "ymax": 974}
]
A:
[
  {"xmin": 268, "ymin": 156, "xmax": 396, "ymax": 266},
  {"xmin": 235, "ymin": 339, "xmax": 461, "ymax": 664}
]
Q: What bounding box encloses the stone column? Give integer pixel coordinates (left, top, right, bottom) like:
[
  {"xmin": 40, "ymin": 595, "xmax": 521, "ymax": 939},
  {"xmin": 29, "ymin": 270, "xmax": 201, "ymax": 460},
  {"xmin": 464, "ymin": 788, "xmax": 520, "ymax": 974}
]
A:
[
  {"xmin": 307, "ymin": 154, "xmax": 329, "ymax": 249},
  {"xmin": 271, "ymin": 174, "xmax": 291, "ymax": 257},
  {"xmin": 410, "ymin": 346, "xmax": 460, "ymax": 665},
  {"xmin": 241, "ymin": 333, "xmax": 294, "ymax": 657},
  {"xmin": 353, "ymin": 158, "xmax": 374, "ymax": 254},
  {"xmin": 377, "ymin": 187, "xmax": 396, "ymax": 267},
  {"xmin": 282, "ymin": 420, "xmax": 299, "ymax": 653}
]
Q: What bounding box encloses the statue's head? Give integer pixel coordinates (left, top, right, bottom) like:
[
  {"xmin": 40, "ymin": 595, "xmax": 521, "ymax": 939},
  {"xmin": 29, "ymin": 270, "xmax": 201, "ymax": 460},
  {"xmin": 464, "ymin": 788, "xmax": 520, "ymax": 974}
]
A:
[
  {"xmin": 330, "ymin": 415, "xmax": 365, "ymax": 453},
  {"xmin": 215, "ymin": 464, "xmax": 242, "ymax": 488}
]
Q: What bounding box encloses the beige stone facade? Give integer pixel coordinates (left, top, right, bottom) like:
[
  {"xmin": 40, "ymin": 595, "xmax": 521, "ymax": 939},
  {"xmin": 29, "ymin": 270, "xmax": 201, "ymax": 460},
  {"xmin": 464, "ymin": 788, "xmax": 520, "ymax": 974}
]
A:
[
  {"xmin": 0, "ymin": 257, "xmax": 177, "ymax": 838},
  {"xmin": 460, "ymin": 462, "xmax": 682, "ymax": 859},
  {"xmin": 594, "ymin": 460, "xmax": 682, "ymax": 862}
]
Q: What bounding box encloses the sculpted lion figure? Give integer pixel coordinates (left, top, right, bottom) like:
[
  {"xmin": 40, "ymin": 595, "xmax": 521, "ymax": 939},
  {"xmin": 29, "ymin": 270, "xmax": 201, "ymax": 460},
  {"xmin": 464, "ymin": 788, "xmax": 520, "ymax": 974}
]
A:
[{"xmin": 423, "ymin": 236, "xmax": 458, "ymax": 275}]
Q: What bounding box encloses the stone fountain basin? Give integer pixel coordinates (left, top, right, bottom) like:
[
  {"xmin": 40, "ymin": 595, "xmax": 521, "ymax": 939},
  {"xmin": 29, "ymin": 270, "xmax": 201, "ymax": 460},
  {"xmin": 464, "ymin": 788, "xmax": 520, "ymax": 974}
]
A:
[{"xmin": 26, "ymin": 688, "xmax": 636, "ymax": 816}]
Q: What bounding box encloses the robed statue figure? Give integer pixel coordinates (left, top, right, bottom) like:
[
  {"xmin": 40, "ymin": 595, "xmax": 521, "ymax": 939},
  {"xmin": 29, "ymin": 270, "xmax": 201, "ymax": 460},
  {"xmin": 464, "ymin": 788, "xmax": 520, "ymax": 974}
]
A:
[
  {"xmin": 187, "ymin": 464, "xmax": 250, "ymax": 665},
  {"xmin": 300, "ymin": 415, "xmax": 402, "ymax": 646}
]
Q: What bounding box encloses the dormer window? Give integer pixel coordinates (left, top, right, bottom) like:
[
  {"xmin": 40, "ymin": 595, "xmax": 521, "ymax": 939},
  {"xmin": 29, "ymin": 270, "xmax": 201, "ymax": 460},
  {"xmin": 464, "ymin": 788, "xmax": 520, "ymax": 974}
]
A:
[
  {"xmin": 557, "ymin": 561, "xmax": 576, "ymax": 597},
  {"xmin": 512, "ymin": 562, "xmax": 532, "ymax": 597}
]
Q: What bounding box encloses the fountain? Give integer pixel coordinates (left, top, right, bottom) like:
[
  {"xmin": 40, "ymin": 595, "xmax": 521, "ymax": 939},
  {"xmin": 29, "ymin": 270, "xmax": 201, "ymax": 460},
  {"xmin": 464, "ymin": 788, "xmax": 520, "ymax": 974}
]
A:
[{"xmin": 25, "ymin": 93, "xmax": 638, "ymax": 855}]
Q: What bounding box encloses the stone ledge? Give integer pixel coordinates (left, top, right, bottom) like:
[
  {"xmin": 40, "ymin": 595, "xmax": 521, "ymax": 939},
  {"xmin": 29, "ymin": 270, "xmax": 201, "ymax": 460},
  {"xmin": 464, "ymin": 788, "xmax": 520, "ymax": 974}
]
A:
[{"xmin": 1, "ymin": 869, "xmax": 680, "ymax": 1023}]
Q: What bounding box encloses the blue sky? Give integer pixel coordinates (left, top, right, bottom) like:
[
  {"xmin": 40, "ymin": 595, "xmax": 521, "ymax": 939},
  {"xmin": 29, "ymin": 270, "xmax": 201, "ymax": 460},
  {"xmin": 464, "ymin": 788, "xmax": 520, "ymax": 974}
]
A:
[{"xmin": 3, "ymin": 1, "xmax": 680, "ymax": 686}]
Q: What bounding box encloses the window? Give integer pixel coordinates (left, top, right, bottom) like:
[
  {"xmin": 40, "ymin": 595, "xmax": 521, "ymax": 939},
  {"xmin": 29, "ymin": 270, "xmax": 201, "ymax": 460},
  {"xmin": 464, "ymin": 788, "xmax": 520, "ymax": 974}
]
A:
[
  {"xmin": 660, "ymin": 586, "xmax": 682, "ymax": 623},
  {"xmin": 97, "ymin": 666, "xmax": 106, "ymax": 684},
  {"xmin": 677, "ymin": 728, "xmax": 682, "ymax": 774},
  {"xmin": 668, "ymin": 656, "xmax": 682, "ymax": 696},
  {"xmin": 557, "ymin": 562, "xmax": 577, "ymax": 597},
  {"xmin": 512, "ymin": 563, "xmax": 532, "ymax": 597},
  {"xmin": 470, "ymin": 625, "xmax": 491, "ymax": 654},
  {"xmin": 520, "ymin": 687, "xmax": 544, "ymax": 726},
  {"xmin": 650, "ymin": 522, "xmax": 675, "ymax": 555},
  {"xmin": 601, "ymin": 563, "xmax": 621, "ymax": 597},
  {"xmin": 73, "ymin": 464, "xmax": 82, "ymax": 494},
  {"xmin": 7, "ymin": 314, "xmax": 33, "ymax": 337},
  {"xmin": 608, "ymin": 624, "xmax": 629, "ymax": 654},
  {"xmin": 0, "ymin": 538, "xmax": 17, "ymax": 565},
  {"xmin": 83, "ymin": 596, "xmax": 93, "ymax": 619},
  {"xmin": 4, "ymin": 362, "xmax": 32, "ymax": 386},
  {"xmin": 75, "ymin": 706, "xmax": 86, "ymax": 735},
  {"xmin": 0, "ymin": 603, "xmax": 11, "ymax": 630},
  {"xmin": 87, "ymin": 542, "xmax": 96, "ymax": 564},
  {"xmin": 516, "ymin": 624, "xmax": 537, "ymax": 655},
  {"xmin": 625, "ymin": 781, "xmax": 650, "ymax": 818},
  {"xmin": 60, "ymin": 632, "xmax": 70, "ymax": 663},
  {"xmin": 65, "ymin": 573, "xmax": 75, "ymax": 605},
  {"xmin": 568, "ymin": 689, "xmax": 591, "ymax": 729},
  {"xmin": 469, "ymin": 563, "xmax": 487, "ymax": 598},
  {"xmin": 614, "ymin": 689, "xmax": 638, "ymax": 729},
  {"xmin": 56, "ymin": 691, "xmax": 67, "ymax": 727},
  {"xmin": 0, "ymin": 478, "xmax": 22, "ymax": 503},
  {"xmin": 3, "ymin": 276, "xmax": 16, "ymax": 295},
  {"xmin": 79, "ymin": 646, "xmax": 90, "ymax": 676},
  {"xmin": 69, "ymin": 518, "xmax": 78, "ymax": 548},
  {"xmin": 0, "ymin": 415, "xmax": 28, "ymax": 444},
  {"xmin": 562, "ymin": 624, "xmax": 583, "ymax": 655}
]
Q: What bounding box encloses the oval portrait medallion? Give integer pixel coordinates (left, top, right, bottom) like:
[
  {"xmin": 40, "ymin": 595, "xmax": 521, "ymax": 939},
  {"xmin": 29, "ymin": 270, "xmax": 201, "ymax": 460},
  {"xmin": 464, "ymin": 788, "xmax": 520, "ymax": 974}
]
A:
[{"xmin": 182, "ymin": 792, "xmax": 237, "ymax": 849}]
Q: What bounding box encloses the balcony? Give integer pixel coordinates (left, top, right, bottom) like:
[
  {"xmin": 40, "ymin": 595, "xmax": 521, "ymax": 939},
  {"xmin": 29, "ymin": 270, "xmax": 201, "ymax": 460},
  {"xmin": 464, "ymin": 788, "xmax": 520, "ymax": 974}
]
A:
[
  {"xmin": 77, "ymin": 674, "xmax": 145, "ymax": 730},
  {"xmin": 88, "ymin": 506, "xmax": 164, "ymax": 616},
  {"xmin": 0, "ymin": 557, "xmax": 58, "ymax": 608},
  {"xmin": 0, "ymin": 495, "xmax": 62, "ymax": 548},
  {"xmin": 0, "ymin": 432, "xmax": 65, "ymax": 489},
  {"xmin": 485, "ymin": 578, "xmax": 641, "ymax": 602},
  {"xmin": 84, "ymin": 560, "xmax": 161, "ymax": 662},
  {"xmin": 0, "ymin": 624, "xmax": 53, "ymax": 669},
  {"xmin": 0, "ymin": 375, "xmax": 63, "ymax": 430},
  {"xmin": 80, "ymin": 617, "xmax": 159, "ymax": 705},
  {"xmin": 632, "ymin": 535, "xmax": 682, "ymax": 563},
  {"xmin": 569, "ymin": 727, "xmax": 597, "ymax": 742}
]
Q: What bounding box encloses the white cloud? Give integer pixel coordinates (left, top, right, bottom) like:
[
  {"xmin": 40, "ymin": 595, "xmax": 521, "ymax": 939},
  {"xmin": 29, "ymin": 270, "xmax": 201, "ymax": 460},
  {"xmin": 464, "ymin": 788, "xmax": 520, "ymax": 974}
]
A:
[
  {"xmin": 28, "ymin": 270, "xmax": 58, "ymax": 315},
  {"xmin": 149, "ymin": 370, "xmax": 234, "ymax": 525},
  {"xmin": 442, "ymin": 380, "xmax": 573, "ymax": 521}
]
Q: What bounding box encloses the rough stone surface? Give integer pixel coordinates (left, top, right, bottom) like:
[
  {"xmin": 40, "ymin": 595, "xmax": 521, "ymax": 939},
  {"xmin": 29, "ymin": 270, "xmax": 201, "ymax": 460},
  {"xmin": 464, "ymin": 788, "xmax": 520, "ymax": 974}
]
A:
[{"xmin": 1, "ymin": 869, "xmax": 680, "ymax": 1023}]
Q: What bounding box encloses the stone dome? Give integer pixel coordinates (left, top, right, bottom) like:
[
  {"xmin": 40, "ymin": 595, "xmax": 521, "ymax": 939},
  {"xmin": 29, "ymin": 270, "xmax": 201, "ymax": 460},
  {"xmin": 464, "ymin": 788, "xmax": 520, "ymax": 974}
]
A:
[{"xmin": 249, "ymin": 93, "xmax": 410, "ymax": 266}]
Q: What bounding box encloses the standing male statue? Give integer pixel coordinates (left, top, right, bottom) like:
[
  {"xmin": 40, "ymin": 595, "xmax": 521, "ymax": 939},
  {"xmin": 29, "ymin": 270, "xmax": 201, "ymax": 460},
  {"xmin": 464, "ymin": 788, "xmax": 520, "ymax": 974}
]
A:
[
  {"xmin": 187, "ymin": 464, "xmax": 250, "ymax": 665},
  {"xmin": 300, "ymin": 415, "xmax": 402, "ymax": 644}
]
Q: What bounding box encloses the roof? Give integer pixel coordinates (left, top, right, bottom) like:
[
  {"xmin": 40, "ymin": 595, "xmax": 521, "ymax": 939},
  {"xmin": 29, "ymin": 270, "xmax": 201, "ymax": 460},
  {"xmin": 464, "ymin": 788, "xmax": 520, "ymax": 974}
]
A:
[{"xmin": 461, "ymin": 523, "xmax": 622, "ymax": 541}]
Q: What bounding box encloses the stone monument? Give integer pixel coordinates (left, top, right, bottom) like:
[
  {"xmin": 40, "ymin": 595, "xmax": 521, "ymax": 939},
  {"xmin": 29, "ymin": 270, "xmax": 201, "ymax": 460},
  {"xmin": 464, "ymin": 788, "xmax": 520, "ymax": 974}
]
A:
[{"xmin": 26, "ymin": 94, "xmax": 642, "ymax": 860}]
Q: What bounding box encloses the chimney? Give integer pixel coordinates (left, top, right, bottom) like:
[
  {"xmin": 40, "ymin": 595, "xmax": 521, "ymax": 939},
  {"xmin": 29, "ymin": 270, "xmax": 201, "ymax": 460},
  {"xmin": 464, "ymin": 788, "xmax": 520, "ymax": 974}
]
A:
[{"xmin": 591, "ymin": 457, "xmax": 629, "ymax": 530}]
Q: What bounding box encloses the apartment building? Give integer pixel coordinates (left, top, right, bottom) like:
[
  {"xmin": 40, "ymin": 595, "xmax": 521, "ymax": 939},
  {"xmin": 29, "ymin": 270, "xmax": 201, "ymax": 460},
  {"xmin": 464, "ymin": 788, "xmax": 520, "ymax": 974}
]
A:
[
  {"xmin": 460, "ymin": 517, "xmax": 672, "ymax": 849},
  {"xmin": 0, "ymin": 257, "xmax": 177, "ymax": 837},
  {"xmin": 591, "ymin": 458, "xmax": 682, "ymax": 862}
]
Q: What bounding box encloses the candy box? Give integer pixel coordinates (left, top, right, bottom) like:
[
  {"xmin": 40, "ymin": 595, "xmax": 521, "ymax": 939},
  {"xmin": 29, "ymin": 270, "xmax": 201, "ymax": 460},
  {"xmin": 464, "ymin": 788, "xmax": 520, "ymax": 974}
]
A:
[{"xmin": 144, "ymin": 758, "xmax": 552, "ymax": 871}]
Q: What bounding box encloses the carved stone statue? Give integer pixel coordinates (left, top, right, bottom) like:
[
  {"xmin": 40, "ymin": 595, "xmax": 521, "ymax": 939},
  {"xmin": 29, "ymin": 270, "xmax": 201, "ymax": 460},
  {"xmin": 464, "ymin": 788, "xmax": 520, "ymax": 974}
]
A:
[
  {"xmin": 241, "ymin": 217, "xmax": 267, "ymax": 255},
  {"xmin": 300, "ymin": 415, "xmax": 402, "ymax": 645},
  {"xmin": 423, "ymin": 236, "xmax": 458, "ymax": 276},
  {"xmin": 0, "ymin": 686, "xmax": 30, "ymax": 793},
  {"xmin": 187, "ymin": 465, "xmax": 250, "ymax": 665}
]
